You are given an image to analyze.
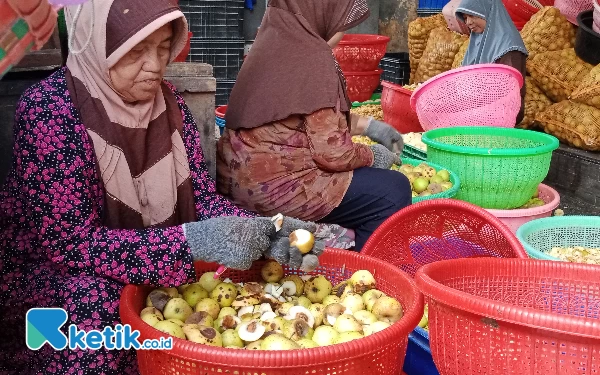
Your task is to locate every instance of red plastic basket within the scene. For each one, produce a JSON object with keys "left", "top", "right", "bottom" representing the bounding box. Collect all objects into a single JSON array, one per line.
[
  {"left": 361, "top": 199, "right": 528, "bottom": 278},
  {"left": 119, "top": 248, "right": 424, "bottom": 375},
  {"left": 415, "top": 258, "right": 600, "bottom": 375},
  {"left": 215, "top": 105, "right": 227, "bottom": 119},
  {"left": 345, "top": 70, "right": 383, "bottom": 103},
  {"left": 381, "top": 81, "right": 424, "bottom": 133},
  {"left": 502, "top": 0, "right": 543, "bottom": 22},
  {"left": 333, "top": 34, "right": 391, "bottom": 71}
]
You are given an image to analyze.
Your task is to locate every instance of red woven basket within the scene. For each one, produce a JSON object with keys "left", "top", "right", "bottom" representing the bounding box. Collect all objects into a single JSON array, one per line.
[
  {"left": 416, "top": 258, "right": 600, "bottom": 374},
  {"left": 333, "top": 34, "right": 391, "bottom": 71},
  {"left": 381, "top": 81, "right": 424, "bottom": 133},
  {"left": 361, "top": 199, "right": 528, "bottom": 278},
  {"left": 345, "top": 70, "right": 383, "bottom": 103},
  {"left": 120, "top": 249, "right": 424, "bottom": 375}
]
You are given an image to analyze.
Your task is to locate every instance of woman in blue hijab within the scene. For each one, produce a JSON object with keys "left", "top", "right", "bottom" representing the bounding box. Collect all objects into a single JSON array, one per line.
[{"left": 456, "top": 0, "right": 529, "bottom": 124}]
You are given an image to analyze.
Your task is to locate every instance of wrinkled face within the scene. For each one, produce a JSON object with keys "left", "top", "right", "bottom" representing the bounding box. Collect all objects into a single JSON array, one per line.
[
  {"left": 109, "top": 23, "right": 173, "bottom": 102},
  {"left": 328, "top": 32, "right": 345, "bottom": 48},
  {"left": 463, "top": 14, "right": 487, "bottom": 34}
]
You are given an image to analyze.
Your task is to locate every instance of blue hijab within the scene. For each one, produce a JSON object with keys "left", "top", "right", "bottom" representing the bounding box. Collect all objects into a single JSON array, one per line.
[{"left": 456, "top": 0, "right": 528, "bottom": 65}]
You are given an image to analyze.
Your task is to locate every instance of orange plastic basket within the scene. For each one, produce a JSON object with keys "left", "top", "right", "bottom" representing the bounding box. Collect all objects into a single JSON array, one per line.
[
  {"left": 361, "top": 199, "right": 528, "bottom": 278},
  {"left": 120, "top": 249, "right": 424, "bottom": 375},
  {"left": 416, "top": 258, "right": 600, "bottom": 375}
]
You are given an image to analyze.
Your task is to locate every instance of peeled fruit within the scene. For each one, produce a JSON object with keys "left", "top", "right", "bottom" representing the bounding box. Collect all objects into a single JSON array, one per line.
[
  {"left": 353, "top": 310, "right": 378, "bottom": 326},
  {"left": 413, "top": 177, "right": 430, "bottom": 194},
  {"left": 289, "top": 229, "right": 315, "bottom": 254},
  {"left": 260, "top": 333, "right": 301, "bottom": 350},
  {"left": 245, "top": 340, "right": 263, "bottom": 350},
  {"left": 312, "top": 326, "right": 339, "bottom": 347},
  {"left": 239, "top": 282, "right": 263, "bottom": 297},
  {"left": 427, "top": 183, "right": 443, "bottom": 195},
  {"left": 277, "top": 302, "right": 294, "bottom": 316},
  {"left": 184, "top": 325, "right": 223, "bottom": 346},
  {"left": 154, "top": 320, "right": 186, "bottom": 340},
  {"left": 218, "top": 307, "right": 237, "bottom": 319},
  {"left": 283, "top": 319, "right": 314, "bottom": 341},
  {"left": 296, "top": 339, "right": 319, "bottom": 349},
  {"left": 349, "top": 270, "right": 377, "bottom": 294},
  {"left": 182, "top": 284, "right": 209, "bottom": 308},
  {"left": 323, "top": 303, "right": 346, "bottom": 326},
  {"left": 199, "top": 272, "right": 221, "bottom": 293},
  {"left": 163, "top": 298, "right": 193, "bottom": 322},
  {"left": 304, "top": 276, "right": 332, "bottom": 303},
  {"left": 210, "top": 282, "right": 238, "bottom": 308},
  {"left": 195, "top": 298, "right": 220, "bottom": 319},
  {"left": 333, "top": 314, "right": 363, "bottom": 334},
  {"left": 279, "top": 281, "right": 298, "bottom": 297},
  {"left": 322, "top": 295, "right": 341, "bottom": 306},
  {"left": 308, "top": 304, "right": 325, "bottom": 327},
  {"left": 363, "top": 321, "right": 391, "bottom": 336},
  {"left": 232, "top": 294, "right": 261, "bottom": 308},
  {"left": 372, "top": 296, "right": 404, "bottom": 324},
  {"left": 146, "top": 289, "right": 171, "bottom": 311},
  {"left": 334, "top": 331, "right": 364, "bottom": 344},
  {"left": 261, "top": 260, "right": 284, "bottom": 283},
  {"left": 281, "top": 276, "right": 304, "bottom": 297},
  {"left": 341, "top": 294, "right": 365, "bottom": 313},
  {"left": 237, "top": 320, "right": 268, "bottom": 344},
  {"left": 185, "top": 311, "right": 214, "bottom": 327},
  {"left": 285, "top": 306, "right": 315, "bottom": 328},
  {"left": 262, "top": 316, "right": 285, "bottom": 332},
  {"left": 214, "top": 315, "right": 241, "bottom": 333},
  {"left": 362, "top": 289, "right": 385, "bottom": 312}
]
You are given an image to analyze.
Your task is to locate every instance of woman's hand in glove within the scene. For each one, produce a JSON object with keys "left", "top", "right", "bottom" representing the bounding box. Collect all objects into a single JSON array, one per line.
[
  {"left": 363, "top": 117, "right": 404, "bottom": 154},
  {"left": 370, "top": 144, "right": 401, "bottom": 169}
]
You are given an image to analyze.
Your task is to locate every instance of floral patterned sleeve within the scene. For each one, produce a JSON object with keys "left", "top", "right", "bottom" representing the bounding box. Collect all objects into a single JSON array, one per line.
[{"left": 304, "top": 108, "right": 374, "bottom": 172}]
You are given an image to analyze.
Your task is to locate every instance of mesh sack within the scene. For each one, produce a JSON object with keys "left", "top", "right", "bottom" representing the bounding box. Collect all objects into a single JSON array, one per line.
[
  {"left": 452, "top": 38, "right": 470, "bottom": 69},
  {"left": 571, "top": 64, "right": 600, "bottom": 109},
  {"left": 535, "top": 100, "right": 600, "bottom": 151},
  {"left": 518, "top": 77, "right": 554, "bottom": 129},
  {"left": 413, "top": 27, "right": 468, "bottom": 84},
  {"left": 520, "top": 7, "right": 576, "bottom": 60},
  {"left": 408, "top": 14, "right": 446, "bottom": 84},
  {"left": 526, "top": 48, "right": 593, "bottom": 103}
]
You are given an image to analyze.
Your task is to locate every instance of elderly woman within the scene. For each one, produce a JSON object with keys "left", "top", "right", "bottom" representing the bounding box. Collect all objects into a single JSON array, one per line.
[
  {"left": 456, "top": 0, "right": 529, "bottom": 123},
  {"left": 217, "top": 0, "right": 412, "bottom": 252},
  {"left": 0, "top": 0, "right": 327, "bottom": 373}
]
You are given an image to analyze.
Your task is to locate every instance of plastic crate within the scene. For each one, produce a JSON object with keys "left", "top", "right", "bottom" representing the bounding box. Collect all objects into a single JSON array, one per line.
[
  {"left": 418, "top": 0, "right": 451, "bottom": 9},
  {"left": 215, "top": 80, "right": 235, "bottom": 106},
  {"left": 403, "top": 327, "right": 439, "bottom": 375},
  {"left": 379, "top": 53, "right": 411, "bottom": 86},
  {"left": 188, "top": 38, "right": 244, "bottom": 80},
  {"left": 417, "top": 8, "right": 443, "bottom": 17},
  {"left": 179, "top": 0, "right": 244, "bottom": 39}
]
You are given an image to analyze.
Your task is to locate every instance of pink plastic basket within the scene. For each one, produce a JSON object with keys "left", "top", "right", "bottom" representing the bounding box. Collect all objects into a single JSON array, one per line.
[
  {"left": 410, "top": 64, "right": 524, "bottom": 131},
  {"left": 485, "top": 183, "right": 561, "bottom": 234},
  {"left": 594, "top": 0, "right": 600, "bottom": 33},
  {"left": 556, "top": 0, "right": 595, "bottom": 24}
]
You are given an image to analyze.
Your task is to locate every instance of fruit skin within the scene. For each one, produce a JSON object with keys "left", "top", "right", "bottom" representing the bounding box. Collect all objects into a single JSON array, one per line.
[
  {"left": 154, "top": 320, "right": 186, "bottom": 340},
  {"left": 210, "top": 282, "right": 238, "bottom": 308},
  {"left": 296, "top": 296, "right": 312, "bottom": 309},
  {"left": 281, "top": 276, "right": 304, "bottom": 297},
  {"left": 418, "top": 304, "right": 429, "bottom": 328},
  {"left": 214, "top": 315, "right": 241, "bottom": 333},
  {"left": 141, "top": 307, "right": 163, "bottom": 320},
  {"left": 260, "top": 334, "right": 301, "bottom": 350},
  {"left": 362, "top": 289, "right": 385, "bottom": 312},
  {"left": 341, "top": 294, "right": 365, "bottom": 313},
  {"left": 218, "top": 307, "right": 237, "bottom": 319},
  {"left": 322, "top": 295, "right": 341, "bottom": 306},
  {"left": 282, "top": 319, "right": 314, "bottom": 341},
  {"left": 312, "top": 326, "right": 339, "bottom": 346},
  {"left": 440, "top": 182, "right": 453, "bottom": 192},
  {"left": 245, "top": 340, "right": 263, "bottom": 350},
  {"left": 289, "top": 229, "right": 315, "bottom": 254},
  {"left": 333, "top": 314, "right": 363, "bottom": 334},
  {"left": 364, "top": 321, "right": 391, "bottom": 336},
  {"left": 185, "top": 311, "right": 214, "bottom": 327},
  {"left": 349, "top": 270, "right": 377, "bottom": 294},
  {"left": 304, "top": 276, "right": 332, "bottom": 303},
  {"left": 353, "top": 310, "right": 378, "bottom": 326},
  {"left": 334, "top": 331, "right": 364, "bottom": 344},
  {"left": 141, "top": 313, "right": 163, "bottom": 327},
  {"left": 437, "top": 170, "right": 451, "bottom": 182},
  {"left": 195, "top": 298, "right": 221, "bottom": 319},
  {"left": 296, "top": 339, "right": 320, "bottom": 348},
  {"left": 371, "top": 296, "right": 404, "bottom": 324},
  {"left": 146, "top": 289, "right": 171, "bottom": 311},
  {"left": 183, "top": 325, "right": 223, "bottom": 347},
  {"left": 159, "top": 287, "right": 180, "bottom": 298},
  {"left": 165, "top": 318, "right": 185, "bottom": 328},
  {"left": 323, "top": 303, "right": 345, "bottom": 326},
  {"left": 261, "top": 260, "right": 285, "bottom": 283},
  {"left": 222, "top": 329, "right": 244, "bottom": 348},
  {"left": 308, "top": 304, "right": 325, "bottom": 327},
  {"left": 198, "top": 272, "right": 221, "bottom": 293},
  {"left": 182, "top": 284, "right": 209, "bottom": 308},
  {"left": 163, "top": 298, "right": 193, "bottom": 322},
  {"left": 413, "top": 177, "right": 430, "bottom": 194}
]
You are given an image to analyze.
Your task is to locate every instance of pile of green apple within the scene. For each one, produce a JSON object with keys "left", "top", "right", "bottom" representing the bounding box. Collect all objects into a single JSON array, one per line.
[
  {"left": 140, "top": 261, "right": 403, "bottom": 350},
  {"left": 391, "top": 162, "right": 453, "bottom": 198}
]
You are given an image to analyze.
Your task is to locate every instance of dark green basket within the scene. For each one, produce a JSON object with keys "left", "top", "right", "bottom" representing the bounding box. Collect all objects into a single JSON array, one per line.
[{"left": 351, "top": 94, "right": 381, "bottom": 108}]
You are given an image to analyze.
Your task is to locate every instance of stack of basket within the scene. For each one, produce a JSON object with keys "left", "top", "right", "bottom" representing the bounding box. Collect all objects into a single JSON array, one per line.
[{"left": 179, "top": 0, "right": 245, "bottom": 106}]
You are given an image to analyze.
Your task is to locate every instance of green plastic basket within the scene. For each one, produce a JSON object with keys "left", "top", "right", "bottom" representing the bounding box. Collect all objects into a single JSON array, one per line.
[
  {"left": 516, "top": 216, "right": 600, "bottom": 261},
  {"left": 422, "top": 127, "right": 559, "bottom": 209},
  {"left": 397, "top": 157, "right": 461, "bottom": 203},
  {"left": 351, "top": 94, "right": 381, "bottom": 108}
]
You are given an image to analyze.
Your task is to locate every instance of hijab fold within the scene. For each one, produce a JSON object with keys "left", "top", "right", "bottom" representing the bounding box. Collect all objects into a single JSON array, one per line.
[
  {"left": 225, "top": 0, "right": 370, "bottom": 131},
  {"left": 456, "top": 0, "right": 528, "bottom": 66},
  {"left": 65, "top": 0, "right": 197, "bottom": 230}
]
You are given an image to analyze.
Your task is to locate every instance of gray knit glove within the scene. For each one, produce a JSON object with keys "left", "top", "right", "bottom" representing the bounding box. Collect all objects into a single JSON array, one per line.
[
  {"left": 363, "top": 118, "right": 404, "bottom": 154},
  {"left": 370, "top": 144, "right": 401, "bottom": 169}
]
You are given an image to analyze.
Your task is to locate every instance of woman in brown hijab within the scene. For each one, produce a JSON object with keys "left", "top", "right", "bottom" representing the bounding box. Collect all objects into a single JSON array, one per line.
[{"left": 218, "top": 0, "right": 412, "bottom": 251}]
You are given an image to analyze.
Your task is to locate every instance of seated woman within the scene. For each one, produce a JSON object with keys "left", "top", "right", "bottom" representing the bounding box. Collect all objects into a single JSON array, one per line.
[
  {"left": 217, "top": 0, "right": 412, "bottom": 252},
  {"left": 0, "top": 1, "right": 327, "bottom": 373},
  {"left": 456, "top": 0, "right": 529, "bottom": 124}
]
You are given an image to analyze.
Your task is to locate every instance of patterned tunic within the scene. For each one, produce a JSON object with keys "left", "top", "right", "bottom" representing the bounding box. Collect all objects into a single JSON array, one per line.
[
  {"left": 217, "top": 108, "right": 374, "bottom": 221},
  {"left": 0, "top": 68, "right": 253, "bottom": 374}
]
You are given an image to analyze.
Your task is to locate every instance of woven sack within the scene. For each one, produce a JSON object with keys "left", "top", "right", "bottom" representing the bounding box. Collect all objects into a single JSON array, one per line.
[
  {"left": 413, "top": 27, "right": 467, "bottom": 83},
  {"left": 408, "top": 14, "right": 446, "bottom": 84},
  {"left": 519, "top": 77, "right": 554, "bottom": 129},
  {"left": 520, "top": 7, "right": 576, "bottom": 59},
  {"left": 526, "top": 48, "right": 593, "bottom": 103},
  {"left": 571, "top": 64, "right": 600, "bottom": 109},
  {"left": 452, "top": 38, "right": 470, "bottom": 69},
  {"left": 536, "top": 100, "right": 600, "bottom": 151}
]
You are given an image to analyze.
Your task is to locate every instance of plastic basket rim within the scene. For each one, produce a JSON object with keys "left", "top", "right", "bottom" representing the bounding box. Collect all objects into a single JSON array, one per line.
[
  {"left": 516, "top": 215, "right": 600, "bottom": 261},
  {"left": 215, "top": 105, "right": 227, "bottom": 118},
  {"left": 578, "top": 9, "right": 600, "bottom": 38},
  {"left": 410, "top": 63, "right": 525, "bottom": 111},
  {"left": 344, "top": 69, "right": 384, "bottom": 76},
  {"left": 119, "top": 248, "right": 425, "bottom": 365},
  {"left": 338, "top": 34, "right": 391, "bottom": 45},
  {"left": 399, "top": 157, "right": 461, "bottom": 203},
  {"left": 485, "top": 183, "right": 560, "bottom": 218},
  {"left": 421, "top": 127, "right": 560, "bottom": 156},
  {"left": 415, "top": 257, "right": 600, "bottom": 339},
  {"left": 381, "top": 80, "right": 414, "bottom": 95},
  {"left": 351, "top": 93, "right": 382, "bottom": 107}
]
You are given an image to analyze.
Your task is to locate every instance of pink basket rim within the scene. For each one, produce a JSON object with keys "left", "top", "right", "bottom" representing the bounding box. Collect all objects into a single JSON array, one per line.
[
  {"left": 410, "top": 64, "right": 525, "bottom": 111},
  {"left": 485, "top": 183, "right": 560, "bottom": 218},
  {"left": 343, "top": 69, "right": 383, "bottom": 76},
  {"left": 338, "top": 34, "right": 391, "bottom": 45}
]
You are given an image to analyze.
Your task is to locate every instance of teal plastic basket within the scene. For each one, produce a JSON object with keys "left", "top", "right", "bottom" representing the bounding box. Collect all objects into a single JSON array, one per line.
[
  {"left": 402, "top": 145, "right": 427, "bottom": 161},
  {"left": 516, "top": 216, "right": 600, "bottom": 261},
  {"left": 398, "top": 157, "right": 461, "bottom": 203}
]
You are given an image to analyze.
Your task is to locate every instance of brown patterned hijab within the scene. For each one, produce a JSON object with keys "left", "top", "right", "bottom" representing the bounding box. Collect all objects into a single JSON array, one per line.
[
  {"left": 64, "top": 0, "right": 197, "bottom": 230},
  {"left": 225, "top": 0, "right": 370, "bottom": 130}
]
